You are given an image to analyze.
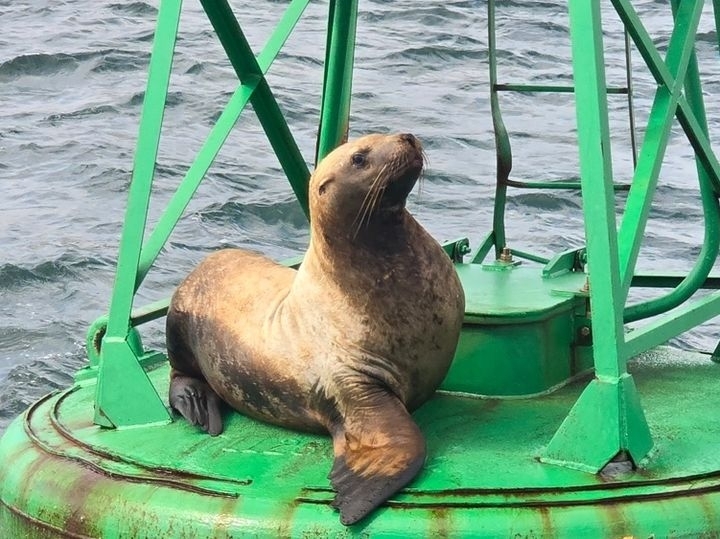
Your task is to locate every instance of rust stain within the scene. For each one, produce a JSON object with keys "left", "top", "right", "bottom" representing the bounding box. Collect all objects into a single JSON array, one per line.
[
  {"left": 126, "top": 486, "right": 163, "bottom": 539},
  {"left": 430, "top": 507, "right": 451, "bottom": 538},
  {"left": 276, "top": 487, "right": 304, "bottom": 539},
  {"left": 537, "top": 506, "right": 554, "bottom": 538},
  {"left": 60, "top": 463, "right": 103, "bottom": 537},
  {"left": 211, "top": 494, "right": 243, "bottom": 538},
  {"left": 696, "top": 494, "right": 720, "bottom": 531},
  {"left": 1, "top": 498, "right": 94, "bottom": 539},
  {"left": 600, "top": 502, "right": 630, "bottom": 539},
  {"left": 16, "top": 452, "right": 52, "bottom": 511}
]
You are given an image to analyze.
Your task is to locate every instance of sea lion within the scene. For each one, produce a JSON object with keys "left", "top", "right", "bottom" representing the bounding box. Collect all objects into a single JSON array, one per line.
[{"left": 166, "top": 132, "right": 465, "bottom": 525}]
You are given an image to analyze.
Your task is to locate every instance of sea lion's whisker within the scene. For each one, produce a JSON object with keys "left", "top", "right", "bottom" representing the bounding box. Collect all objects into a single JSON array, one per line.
[
  {"left": 366, "top": 181, "right": 388, "bottom": 225},
  {"left": 352, "top": 165, "right": 386, "bottom": 229},
  {"left": 363, "top": 169, "right": 391, "bottom": 229},
  {"left": 352, "top": 183, "right": 379, "bottom": 238},
  {"left": 353, "top": 185, "right": 381, "bottom": 239},
  {"left": 352, "top": 164, "right": 388, "bottom": 238}
]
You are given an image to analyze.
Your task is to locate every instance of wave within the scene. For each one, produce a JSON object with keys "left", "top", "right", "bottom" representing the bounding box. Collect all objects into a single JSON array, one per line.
[
  {"left": 508, "top": 192, "right": 582, "bottom": 211},
  {"left": 0, "top": 350, "right": 85, "bottom": 432},
  {"left": 44, "top": 105, "right": 119, "bottom": 123},
  {"left": 108, "top": 2, "right": 157, "bottom": 16},
  {"left": 0, "top": 51, "right": 103, "bottom": 78},
  {"left": 384, "top": 45, "right": 488, "bottom": 64},
  {"left": 198, "top": 198, "right": 308, "bottom": 230},
  {"left": 91, "top": 49, "right": 150, "bottom": 73},
  {"left": 0, "top": 255, "right": 113, "bottom": 289}
]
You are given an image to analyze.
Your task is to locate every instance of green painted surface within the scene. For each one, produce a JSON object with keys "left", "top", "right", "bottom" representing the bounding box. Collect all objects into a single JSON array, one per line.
[
  {"left": 444, "top": 264, "right": 591, "bottom": 396},
  {"left": 456, "top": 264, "right": 585, "bottom": 320},
  {"left": 3, "top": 349, "right": 720, "bottom": 536}
]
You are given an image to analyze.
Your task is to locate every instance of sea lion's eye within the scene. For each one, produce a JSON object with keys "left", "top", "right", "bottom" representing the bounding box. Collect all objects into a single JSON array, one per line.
[{"left": 351, "top": 152, "right": 366, "bottom": 168}]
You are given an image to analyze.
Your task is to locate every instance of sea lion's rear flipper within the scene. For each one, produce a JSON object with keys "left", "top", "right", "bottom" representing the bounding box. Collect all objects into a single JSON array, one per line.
[
  {"left": 328, "top": 393, "right": 426, "bottom": 526},
  {"left": 169, "top": 372, "right": 223, "bottom": 436}
]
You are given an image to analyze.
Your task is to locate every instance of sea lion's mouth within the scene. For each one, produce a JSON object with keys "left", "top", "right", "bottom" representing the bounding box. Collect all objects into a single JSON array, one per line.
[
  {"left": 382, "top": 166, "right": 420, "bottom": 206},
  {"left": 382, "top": 143, "right": 424, "bottom": 207}
]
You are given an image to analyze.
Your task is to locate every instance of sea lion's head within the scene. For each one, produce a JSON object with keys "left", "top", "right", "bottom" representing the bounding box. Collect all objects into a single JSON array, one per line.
[{"left": 309, "top": 133, "right": 424, "bottom": 241}]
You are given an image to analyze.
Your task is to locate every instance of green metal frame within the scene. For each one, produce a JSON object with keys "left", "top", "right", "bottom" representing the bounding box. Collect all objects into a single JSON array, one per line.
[
  {"left": 88, "top": 0, "right": 720, "bottom": 479},
  {"left": 547, "top": 0, "right": 720, "bottom": 471},
  {"left": 542, "top": 0, "right": 653, "bottom": 470},
  {"left": 92, "top": 0, "right": 359, "bottom": 428},
  {"left": 484, "top": 0, "right": 720, "bottom": 471}
]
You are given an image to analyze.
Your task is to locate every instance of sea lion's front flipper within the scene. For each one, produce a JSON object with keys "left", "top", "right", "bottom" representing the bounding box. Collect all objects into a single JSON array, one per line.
[
  {"left": 169, "top": 372, "right": 223, "bottom": 436},
  {"left": 328, "top": 393, "right": 426, "bottom": 526}
]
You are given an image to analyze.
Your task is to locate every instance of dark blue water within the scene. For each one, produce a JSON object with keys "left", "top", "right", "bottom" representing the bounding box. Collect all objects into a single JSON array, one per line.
[{"left": 1, "top": 0, "right": 719, "bottom": 433}]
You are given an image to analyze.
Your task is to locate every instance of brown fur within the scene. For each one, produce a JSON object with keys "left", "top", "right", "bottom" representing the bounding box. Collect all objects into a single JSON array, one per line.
[{"left": 166, "top": 133, "right": 465, "bottom": 525}]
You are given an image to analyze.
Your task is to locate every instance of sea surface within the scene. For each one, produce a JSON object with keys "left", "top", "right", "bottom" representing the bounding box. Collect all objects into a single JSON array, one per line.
[{"left": 1, "top": 0, "right": 719, "bottom": 434}]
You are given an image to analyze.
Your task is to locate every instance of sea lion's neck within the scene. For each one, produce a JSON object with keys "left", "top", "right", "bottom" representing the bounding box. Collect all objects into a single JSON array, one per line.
[{"left": 309, "top": 209, "right": 413, "bottom": 267}]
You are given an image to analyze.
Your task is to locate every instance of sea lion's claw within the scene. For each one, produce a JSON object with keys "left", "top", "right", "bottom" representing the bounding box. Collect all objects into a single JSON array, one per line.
[
  {"left": 169, "top": 375, "right": 224, "bottom": 436},
  {"left": 329, "top": 397, "right": 426, "bottom": 526}
]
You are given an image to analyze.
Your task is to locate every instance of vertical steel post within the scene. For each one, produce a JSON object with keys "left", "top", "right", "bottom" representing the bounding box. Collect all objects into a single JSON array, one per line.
[
  {"left": 542, "top": 0, "right": 651, "bottom": 472},
  {"left": 95, "top": 0, "right": 183, "bottom": 427},
  {"left": 315, "top": 0, "right": 359, "bottom": 165}
]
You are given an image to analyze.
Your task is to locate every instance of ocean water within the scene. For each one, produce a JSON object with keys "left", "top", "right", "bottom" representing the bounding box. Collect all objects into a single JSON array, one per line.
[{"left": 1, "top": 0, "right": 719, "bottom": 433}]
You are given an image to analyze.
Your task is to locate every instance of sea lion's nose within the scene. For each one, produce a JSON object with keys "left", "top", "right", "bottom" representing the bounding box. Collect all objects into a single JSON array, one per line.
[{"left": 400, "top": 133, "right": 417, "bottom": 147}]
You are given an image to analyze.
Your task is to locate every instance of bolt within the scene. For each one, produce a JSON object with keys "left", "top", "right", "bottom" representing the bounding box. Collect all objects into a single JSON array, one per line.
[
  {"left": 580, "top": 326, "right": 591, "bottom": 337},
  {"left": 499, "top": 246, "right": 513, "bottom": 263}
]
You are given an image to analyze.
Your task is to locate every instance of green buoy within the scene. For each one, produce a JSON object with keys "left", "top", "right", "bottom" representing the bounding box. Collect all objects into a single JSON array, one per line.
[{"left": 2, "top": 0, "right": 720, "bottom": 536}]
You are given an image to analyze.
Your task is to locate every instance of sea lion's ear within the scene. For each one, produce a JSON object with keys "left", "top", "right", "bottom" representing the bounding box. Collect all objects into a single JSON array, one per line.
[
  {"left": 328, "top": 393, "right": 426, "bottom": 526},
  {"left": 318, "top": 176, "right": 335, "bottom": 196}
]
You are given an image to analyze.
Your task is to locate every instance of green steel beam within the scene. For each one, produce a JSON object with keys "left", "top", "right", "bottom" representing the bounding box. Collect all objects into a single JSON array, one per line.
[
  {"left": 567, "top": 0, "right": 625, "bottom": 378},
  {"left": 495, "top": 84, "right": 628, "bottom": 94},
  {"left": 612, "top": 0, "right": 720, "bottom": 195},
  {"left": 105, "top": 0, "right": 181, "bottom": 341},
  {"left": 509, "top": 249, "right": 550, "bottom": 265},
  {"left": 199, "top": 0, "right": 311, "bottom": 216},
  {"left": 624, "top": 289, "right": 720, "bottom": 358},
  {"left": 470, "top": 231, "right": 495, "bottom": 264},
  {"left": 315, "top": 0, "right": 359, "bottom": 164},
  {"left": 96, "top": 0, "right": 184, "bottom": 427},
  {"left": 135, "top": 0, "right": 311, "bottom": 289},
  {"left": 624, "top": 3, "right": 720, "bottom": 323},
  {"left": 616, "top": 0, "right": 705, "bottom": 299},
  {"left": 624, "top": 29, "right": 639, "bottom": 167},
  {"left": 505, "top": 178, "right": 630, "bottom": 190},
  {"left": 542, "top": 0, "right": 652, "bottom": 472}
]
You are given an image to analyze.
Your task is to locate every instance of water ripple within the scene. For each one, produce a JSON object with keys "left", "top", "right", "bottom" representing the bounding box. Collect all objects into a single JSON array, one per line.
[{"left": 0, "top": 51, "right": 100, "bottom": 78}]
